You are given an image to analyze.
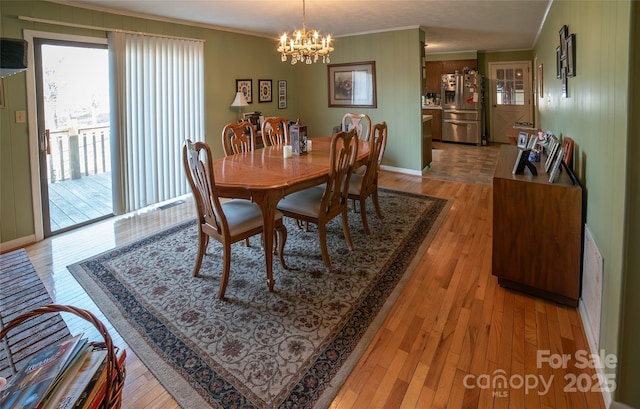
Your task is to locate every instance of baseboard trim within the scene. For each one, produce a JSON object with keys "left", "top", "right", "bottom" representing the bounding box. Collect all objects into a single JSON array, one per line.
[
  {"left": 578, "top": 302, "right": 613, "bottom": 408},
  {"left": 0, "top": 234, "right": 36, "bottom": 254},
  {"left": 380, "top": 164, "right": 422, "bottom": 176}
]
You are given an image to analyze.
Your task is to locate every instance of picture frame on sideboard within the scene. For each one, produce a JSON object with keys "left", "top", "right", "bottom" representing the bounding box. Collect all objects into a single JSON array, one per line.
[
  {"left": 549, "top": 147, "right": 565, "bottom": 183},
  {"left": 544, "top": 137, "right": 560, "bottom": 173}
]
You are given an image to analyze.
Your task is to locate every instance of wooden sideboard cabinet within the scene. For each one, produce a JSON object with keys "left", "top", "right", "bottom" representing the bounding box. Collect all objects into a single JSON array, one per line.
[{"left": 492, "top": 145, "right": 583, "bottom": 306}]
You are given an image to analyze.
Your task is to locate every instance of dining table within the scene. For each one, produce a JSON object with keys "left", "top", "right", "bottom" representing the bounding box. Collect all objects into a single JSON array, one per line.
[{"left": 211, "top": 136, "right": 371, "bottom": 293}]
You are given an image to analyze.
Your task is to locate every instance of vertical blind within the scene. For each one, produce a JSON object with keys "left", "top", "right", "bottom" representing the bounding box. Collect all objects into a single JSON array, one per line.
[{"left": 109, "top": 32, "right": 204, "bottom": 214}]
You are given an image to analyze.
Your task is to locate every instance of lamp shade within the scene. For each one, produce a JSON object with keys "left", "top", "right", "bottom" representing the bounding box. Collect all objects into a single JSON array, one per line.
[{"left": 230, "top": 91, "right": 249, "bottom": 107}]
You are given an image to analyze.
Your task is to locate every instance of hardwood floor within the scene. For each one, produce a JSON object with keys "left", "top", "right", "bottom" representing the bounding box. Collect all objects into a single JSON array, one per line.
[{"left": 16, "top": 142, "right": 604, "bottom": 409}]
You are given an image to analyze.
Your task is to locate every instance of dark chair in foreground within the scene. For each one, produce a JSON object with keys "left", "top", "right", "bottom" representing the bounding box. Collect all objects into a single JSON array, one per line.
[
  {"left": 222, "top": 121, "right": 257, "bottom": 156},
  {"left": 348, "top": 122, "right": 388, "bottom": 235},
  {"left": 261, "top": 116, "right": 289, "bottom": 146},
  {"left": 183, "top": 139, "right": 287, "bottom": 299},
  {"left": 277, "top": 129, "right": 358, "bottom": 271}
]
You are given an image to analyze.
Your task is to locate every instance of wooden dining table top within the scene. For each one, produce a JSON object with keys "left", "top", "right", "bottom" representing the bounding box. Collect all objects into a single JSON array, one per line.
[{"left": 211, "top": 136, "right": 370, "bottom": 194}]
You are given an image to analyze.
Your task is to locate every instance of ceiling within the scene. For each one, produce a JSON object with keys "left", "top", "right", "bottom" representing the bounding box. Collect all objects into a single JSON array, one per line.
[{"left": 55, "top": 0, "right": 551, "bottom": 53}]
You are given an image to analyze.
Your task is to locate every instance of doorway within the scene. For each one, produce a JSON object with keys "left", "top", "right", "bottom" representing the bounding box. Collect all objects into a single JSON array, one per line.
[
  {"left": 488, "top": 61, "right": 533, "bottom": 144},
  {"left": 33, "top": 38, "right": 112, "bottom": 236}
]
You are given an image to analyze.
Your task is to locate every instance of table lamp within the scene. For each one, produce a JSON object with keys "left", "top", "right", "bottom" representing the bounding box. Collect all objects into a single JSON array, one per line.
[{"left": 230, "top": 91, "right": 249, "bottom": 120}]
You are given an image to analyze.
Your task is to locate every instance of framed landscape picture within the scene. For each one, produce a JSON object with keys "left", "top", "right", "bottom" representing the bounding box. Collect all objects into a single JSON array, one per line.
[
  {"left": 328, "top": 61, "right": 377, "bottom": 108},
  {"left": 236, "top": 79, "right": 252, "bottom": 103},
  {"left": 258, "top": 79, "right": 272, "bottom": 103}
]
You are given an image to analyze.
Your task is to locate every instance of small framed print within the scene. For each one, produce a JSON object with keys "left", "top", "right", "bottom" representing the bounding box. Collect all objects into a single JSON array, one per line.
[
  {"left": 517, "top": 131, "right": 528, "bottom": 148},
  {"left": 556, "top": 46, "right": 562, "bottom": 79},
  {"left": 566, "top": 33, "right": 576, "bottom": 77},
  {"left": 236, "top": 79, "right": 252, "bottom": 104},
  {"left": 526, "top": 134, "right": 538, "bottom": 150},
  {"left": 258, "top": 79, "right": 272, "bottom": 103},
  {"left": 278, "top": 80, "right": 287, "bottom": 109},
  {"left": 544, "top": 137, "right": 560, "bottom": 173},
  {"left": 548, "top": 147, "right": 565, "bottom": 183},
  {"left": 559, "top": 25, "right": 568, "bottom": 59}
]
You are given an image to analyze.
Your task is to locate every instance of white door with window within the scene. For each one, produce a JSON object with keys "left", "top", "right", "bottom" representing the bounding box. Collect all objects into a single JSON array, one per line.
[{"left": 489, "top": 61, "right": 532, "bottom": 144}]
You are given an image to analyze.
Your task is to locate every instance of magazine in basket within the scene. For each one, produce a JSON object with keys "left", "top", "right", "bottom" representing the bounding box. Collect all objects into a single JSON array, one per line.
[{"left": 0, "top": 334, "right": 86, "bottom": 408}]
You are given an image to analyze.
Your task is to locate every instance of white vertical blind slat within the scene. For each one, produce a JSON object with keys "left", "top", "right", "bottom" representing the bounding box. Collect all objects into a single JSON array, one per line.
[{"left": 109, "top": 32, "right": 204, "bottom": 213}]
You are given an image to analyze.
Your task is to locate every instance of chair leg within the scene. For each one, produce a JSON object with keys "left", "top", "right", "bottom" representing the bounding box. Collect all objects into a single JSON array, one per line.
[
  {"left": 275, "top": 224, "right": 288, "bottom": 269},
  {"left": 218, "top": 242, "right": 232, "bottom": 300},
  {"left": 318, "top": 224, "right": 332, "bottom": 271},
  {"left": 372, "top": 189, "right": 384, "bottom": 219},
  {"left": 359, "top": 197, "right": 371, "bottom": 235},
  {"left": 341, "top": 209, "right": 355, "bottom": 251},
  {"left": 192, "top": 229, "right": 207, "bottom": 277}
]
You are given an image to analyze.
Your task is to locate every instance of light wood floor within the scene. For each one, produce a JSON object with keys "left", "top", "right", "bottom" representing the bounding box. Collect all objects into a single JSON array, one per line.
[{"left": 16, "top": 142, "right": 605, "bottom": 408}]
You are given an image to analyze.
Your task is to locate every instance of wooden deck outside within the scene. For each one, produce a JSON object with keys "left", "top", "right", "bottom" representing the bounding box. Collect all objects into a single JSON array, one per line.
[{"left": 48, "top": 172, "right": 113, "bottom": 232}]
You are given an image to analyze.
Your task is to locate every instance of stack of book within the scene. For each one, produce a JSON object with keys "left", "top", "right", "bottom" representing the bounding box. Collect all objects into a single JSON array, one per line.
[{"left": 0, "top": 334, "right": 125, "bottom": 409}]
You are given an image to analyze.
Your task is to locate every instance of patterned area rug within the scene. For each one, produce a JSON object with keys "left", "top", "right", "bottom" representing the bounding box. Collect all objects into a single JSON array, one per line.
[
  {"left": 1, "top": 249, "right": 71, "bottom": 381},
  {"left": 68, "top": 189, "right": 450, "bottom": 408}
]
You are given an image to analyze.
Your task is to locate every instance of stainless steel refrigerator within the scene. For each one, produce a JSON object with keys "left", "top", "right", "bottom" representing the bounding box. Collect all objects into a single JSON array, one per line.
[{"left": 440, "top": 73, "right": 483, "bottom": 144}]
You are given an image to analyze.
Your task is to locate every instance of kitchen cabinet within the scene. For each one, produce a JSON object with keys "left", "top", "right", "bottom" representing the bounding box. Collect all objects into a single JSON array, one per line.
[
  {"left": 492, "top": 145, "right": 583, "bottom": 306},
  {"left": 422, "top": 108, "right": 442, "bottom": 141},
  {"left": 424, "top": 61, "right": 443, "bottom": 94},
  {"left": 422, "top": 115, "right": 433, "bottom": 169},
  {"left": 423, "top": 59, "right": 478, "bottom": 94}
]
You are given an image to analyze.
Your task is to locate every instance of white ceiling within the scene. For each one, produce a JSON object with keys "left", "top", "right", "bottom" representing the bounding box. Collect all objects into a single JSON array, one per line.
[{"left": 54, "top": 0, "right": 551, "bottom": 53}]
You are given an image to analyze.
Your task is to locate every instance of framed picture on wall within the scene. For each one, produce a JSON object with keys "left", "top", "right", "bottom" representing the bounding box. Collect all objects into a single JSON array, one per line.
[
  {"left": 278, "top": 80, "right": 287, "bottom": 109},
  {"left": 327, "top": 61, "right": 377, "bottom": 108},
  {"left": 566, "top": 33, "right": 576, "bottom": 77},
  {"left": 258, "top": 79, "right": 272, "bottom": 103},
  {"left": 559, "top": 25, "right": 568, "bottom": 59},
  {"left": 556, "top": 46, "right": 562, "bottom": 79},
  {"left": 236, "top": 79, "right": 252, "bottom": 104}
]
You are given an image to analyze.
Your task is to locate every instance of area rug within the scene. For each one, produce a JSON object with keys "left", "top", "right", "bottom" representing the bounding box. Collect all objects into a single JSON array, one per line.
[
  {"left": 1, "top": 249, "right": 71, "bottom": 381},
  {"left": 68, "top": 188, "right": 450, "bottom": 408}
]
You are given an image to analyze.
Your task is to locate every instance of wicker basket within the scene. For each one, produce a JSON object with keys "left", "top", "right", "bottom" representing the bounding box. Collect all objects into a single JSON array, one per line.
[{"left": 0, "top": 304, "right": 125, "bottom": 409}]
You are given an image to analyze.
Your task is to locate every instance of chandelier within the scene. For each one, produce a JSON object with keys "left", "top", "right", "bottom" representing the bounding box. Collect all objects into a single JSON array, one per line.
[{"left": 277, "top": 0, "right": 333, "bottom": 65}]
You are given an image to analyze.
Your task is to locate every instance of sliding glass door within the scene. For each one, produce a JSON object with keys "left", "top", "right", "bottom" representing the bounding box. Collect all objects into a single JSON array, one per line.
[{"left": 34, "top": 39, "right": 113, "bottom": 236}]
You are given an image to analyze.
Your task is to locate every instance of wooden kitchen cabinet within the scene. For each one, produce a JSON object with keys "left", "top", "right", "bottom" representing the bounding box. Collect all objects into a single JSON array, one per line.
[
  {"left": 441, "top": 59, "right": 477, "bottom": 75},
  {"left": 492, "top": 145, "right": 583, "bottom": 306},
  {"left": 423, "top": 59, "right": 478, "bottom": 94},
  {"left": 422, "top": 108, "right": 442, "bottom": 141},
  {"left": 424, "top": 61, "right": 443, "bottom": 93}
]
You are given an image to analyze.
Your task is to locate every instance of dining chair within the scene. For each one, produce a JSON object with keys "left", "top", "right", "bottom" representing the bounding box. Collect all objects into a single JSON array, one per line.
[
  {"left": 341, "top": 113, "right": 372, "bottom": 142},
  {"left": 222, "top": 120, "right": 257, "bottom": 156},
  {"left": 342, "top": 113, "right": 371, "bottom": 175},
  {"left": 277, "top": 129, "right": 359, "bottom": 271},
  {"left": 348, "top": 122, "right": 388, "bottom": 235},
  {"left": 183, "top": 139, "right": 287, "bottom": 300},
  {"left": 261, "top": 116, "right": 289, "bottom": 146}
]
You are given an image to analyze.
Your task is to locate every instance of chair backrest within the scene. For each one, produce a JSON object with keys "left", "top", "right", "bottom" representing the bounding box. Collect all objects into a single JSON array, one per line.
[
  {"left": 361, "top": 122, "right": 388, "bottom": 188},
  {"left": 183, "top": 139, "right": 227, "bottom": 235},
  {"left": 222, "top": 121, "right": 256, "bottom": 156},
  {"left": 261, "top": 117, "right": 289, "bottom": 146},
  {"left": 563, "top": 137, "right": 574, "bottom": 168},
  {"left": 341, "top": 113, "right": 372, "bottom": 142},
  {"left": 321, "top": 128, "right": 358, "bottom": 217}
]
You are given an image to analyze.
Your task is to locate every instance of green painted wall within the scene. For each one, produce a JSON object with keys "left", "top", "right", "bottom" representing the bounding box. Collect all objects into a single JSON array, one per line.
[
  {"left": 0, "top": 1, "right": 424, "bottom": 245},
  {"left": 295, "top": 28, "right": 424, "bottom": 171},
  {"left": 619, "top": 2, "right": 640, "bottom": 406},
  {"left": 534, "top": 1, "right": 636, "bottom": 406}
]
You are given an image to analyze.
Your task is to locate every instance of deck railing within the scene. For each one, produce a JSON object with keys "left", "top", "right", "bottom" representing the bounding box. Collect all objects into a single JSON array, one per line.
[{"left": 48, "top": 126, "right": 111, "bottom": 183}]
